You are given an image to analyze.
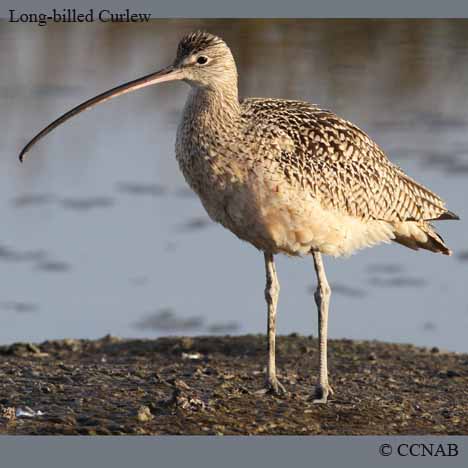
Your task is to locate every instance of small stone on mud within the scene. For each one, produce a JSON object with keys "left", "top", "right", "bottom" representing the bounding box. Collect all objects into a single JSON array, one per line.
[
  {"left": 181, "top": 352, "right": 203, "bottom": 360},
  {"left": 15, "top": 406, "right": 44, "bottom": 418},
  {"left": 171, "top": 379, "right": 190, "bottom": 390},
  {"left": 0, "top": 407, "right": 16, "bottom": 421},
  {"left": 136, "top": 406, "right": 153, "bottom": 422}
]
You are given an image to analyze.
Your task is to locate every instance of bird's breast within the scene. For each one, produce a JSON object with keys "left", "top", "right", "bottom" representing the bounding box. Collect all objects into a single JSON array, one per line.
[
  {"left": 175, "top": 129, "right": 245, "bottom": 220},
  {"left": 175, "top": 133, "right": 313, "bottom": 254}
]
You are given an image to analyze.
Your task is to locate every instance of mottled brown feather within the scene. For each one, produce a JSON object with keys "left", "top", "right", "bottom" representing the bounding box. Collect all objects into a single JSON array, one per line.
[{"left": 241, "top": 98, "right": 456, "bottom": 224}]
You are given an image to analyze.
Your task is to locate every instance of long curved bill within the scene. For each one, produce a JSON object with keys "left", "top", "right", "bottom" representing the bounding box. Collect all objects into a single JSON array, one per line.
[{"left": 19, "top": 66, "right": 183, "bottom": 162}]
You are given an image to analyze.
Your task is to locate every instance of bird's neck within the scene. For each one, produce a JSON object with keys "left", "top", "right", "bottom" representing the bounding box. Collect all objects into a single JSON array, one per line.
[
  {"left": 185, "top": 84, "right": 241, "bottom": 130},
  {"left": 176, "top": 82, "right": 244, "bottom": 198}
]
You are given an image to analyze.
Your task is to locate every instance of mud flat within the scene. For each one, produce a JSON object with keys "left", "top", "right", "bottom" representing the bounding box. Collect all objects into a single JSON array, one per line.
[{"left": 0, "top": 335, "right": 467, "bottom": 435}]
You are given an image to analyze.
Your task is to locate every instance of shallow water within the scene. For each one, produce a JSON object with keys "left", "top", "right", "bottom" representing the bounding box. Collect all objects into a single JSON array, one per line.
[{"left": 1, "top": 20, "right": 467, "bottom": 350}]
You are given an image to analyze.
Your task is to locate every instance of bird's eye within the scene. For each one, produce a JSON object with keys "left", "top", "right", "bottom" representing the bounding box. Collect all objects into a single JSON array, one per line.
[{"left": 196, "top": 56, "right": 209, "bottom": 65}]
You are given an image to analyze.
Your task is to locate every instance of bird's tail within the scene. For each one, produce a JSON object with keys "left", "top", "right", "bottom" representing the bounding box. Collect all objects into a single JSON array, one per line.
[{"left": 392, "top": 220, "right": 453, "bottom": 255}]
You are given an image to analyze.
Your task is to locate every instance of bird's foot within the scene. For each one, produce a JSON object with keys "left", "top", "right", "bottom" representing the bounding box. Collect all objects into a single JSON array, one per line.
[
  {"left": 256, "top": 376, "right": 287, "bottom": 396},
  {"left": 312, "top": 382, "right": 334, "bottom": 404},
  {"left": 266, "top": 376, "right": 287, "bottom": 395}
]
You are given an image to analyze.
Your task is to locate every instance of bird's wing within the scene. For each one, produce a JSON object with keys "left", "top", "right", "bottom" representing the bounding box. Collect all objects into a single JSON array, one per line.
[{"left": 241, "top": 98, "right": 454, "bottom": 222}]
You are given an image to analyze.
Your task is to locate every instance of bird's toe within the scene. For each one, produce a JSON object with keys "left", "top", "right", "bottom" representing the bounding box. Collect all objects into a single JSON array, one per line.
[
  {"left": 312, "top": 383, "right": 334, "bottom": 404},
  {"left": 263, "top": 377, "right": 287, "bottom": 396}
]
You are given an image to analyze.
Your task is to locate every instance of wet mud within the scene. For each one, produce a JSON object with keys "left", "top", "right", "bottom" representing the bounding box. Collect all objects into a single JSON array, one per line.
[{"left": 1, "top": 335, "right": 467, "bottom": 435}]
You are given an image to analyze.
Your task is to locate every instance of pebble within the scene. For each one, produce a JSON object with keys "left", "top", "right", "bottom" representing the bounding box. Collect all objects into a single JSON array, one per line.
[
  {"left": 0, "top": 406, "right": 16, "bottom": 421},
  {"left": 137, "top": 406, "right": 153, "bottom": 422},
  {"left": 173, "top": 379, "right": 190, "bottom": 390},
  {"left": 15, "top": 406, "right": 44, "bottom": 418},
  {"left": 181, "top": 352, "right": 202, "bottom": 360}
]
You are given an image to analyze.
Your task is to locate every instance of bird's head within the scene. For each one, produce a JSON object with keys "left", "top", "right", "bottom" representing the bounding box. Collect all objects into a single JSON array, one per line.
[
  {"left": 18, "top": 31, "right": 236, "bottom": 162},
  {"left": 172, "top": 31, "right": 237, "bottom": 89}
]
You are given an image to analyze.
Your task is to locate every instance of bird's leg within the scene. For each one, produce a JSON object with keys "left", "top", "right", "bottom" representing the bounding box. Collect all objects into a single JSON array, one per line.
[
  {"left": 312, "top": 251, "right": 334, "bottom": 403},
  {"left": 263, "top": 252, "right": 286, "bottom": 395}
]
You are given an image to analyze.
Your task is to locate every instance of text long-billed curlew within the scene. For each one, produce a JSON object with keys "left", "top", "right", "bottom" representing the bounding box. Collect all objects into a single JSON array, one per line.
[{"left": 19, "top": 31, "right": 459, "bottom": 403}]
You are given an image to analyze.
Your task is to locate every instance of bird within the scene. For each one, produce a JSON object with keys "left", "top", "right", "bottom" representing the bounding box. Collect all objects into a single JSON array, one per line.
[{"left": 19, "top": 31, "right": 459, "bottom": 403}]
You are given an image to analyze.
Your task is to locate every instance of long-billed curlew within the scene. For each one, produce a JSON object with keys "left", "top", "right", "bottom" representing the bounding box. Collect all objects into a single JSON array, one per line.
[{"left": 19, "top": 31, "right": 459, "bottom": 403}]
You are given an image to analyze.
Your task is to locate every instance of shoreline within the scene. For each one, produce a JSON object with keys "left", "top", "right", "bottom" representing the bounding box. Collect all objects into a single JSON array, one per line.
[{"left": 1, "top": 334, "right": 467, "bottom": 435}]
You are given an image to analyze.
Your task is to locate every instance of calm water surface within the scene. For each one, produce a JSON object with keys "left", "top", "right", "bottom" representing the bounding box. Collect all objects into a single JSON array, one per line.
[{"left": 1, "top": 20, "right": 467, "bottom": 350}]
